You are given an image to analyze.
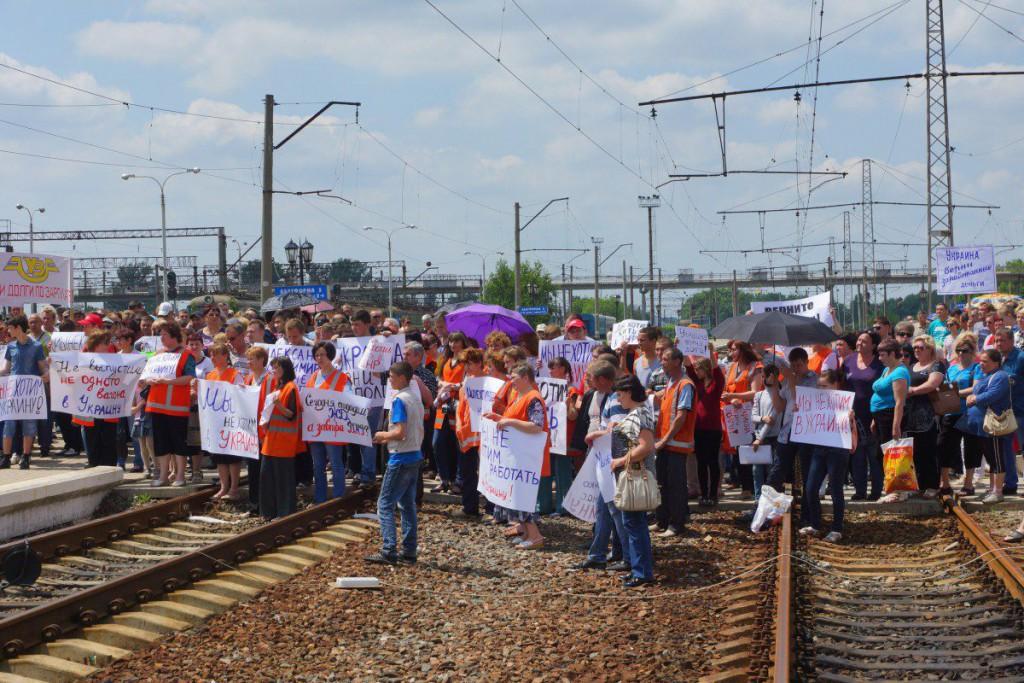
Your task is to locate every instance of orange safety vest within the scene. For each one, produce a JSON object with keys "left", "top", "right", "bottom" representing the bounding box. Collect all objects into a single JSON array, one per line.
[
  {"left": 434, "top": 359, "right": 465, "bottom": 429},
  {"left": 304, "top": 367, "right": 351, "bottom": 446},
  {"left": 503, "top": 387, "right": 551, "bottom": 477},
  {"left": 721, "top": 362, "right": 758, "bottom": 452},
  {"left": 657, "top": 376, "right": 697, "bottom": 454},
  {"left": 808, "top": 347, "right": 831, "bottom": 375},
  {"left": 205, "top": 366, "right": 240, "bottom": 385},
  {"left": 455, "top": 382, "right": 481, "bottom": 453},
  {"left": 492, "top": 379, "right": 517, "bottom": 416},
  {"left": 145, "top": 351, "right": 192, "bottom": 417},
  {"left": 261, "top": 381, "right": 301, "bottom": 458}
]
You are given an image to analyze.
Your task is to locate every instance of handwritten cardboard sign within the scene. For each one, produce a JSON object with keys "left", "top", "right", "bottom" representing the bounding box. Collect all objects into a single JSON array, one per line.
[
  {"left": 357, "top": 335, "right": 403, "bottom": 372},
  {"left": 538, "top": 339, "right": 595, "bottom": 387},
  {"left": 333, "top": 335, "right": 405, "bottom": 408},
  {"left": 300, "top": 386, "right": 373, "bottom": 446},
  {"left": 723, "top": 402, "right": 754, "bottom": 447},
  {"left": 477, "top": 417, "right": 547, "bottom": 512},
  {"left": 936, "top": 245, "right": 996, "bottom": 295},
  {"left": 537, "top": 376, "right": 568, "bottom": 455},
  {"left": 50, "top": 352, "right": 146, "bottom": 419},
  {"left": 790, "top": 386, "right": 855, "bottom": 449},
  {"left": 609, "top": 319, "right": 649, "bottom": 349},
  {"left": 197, "top": 380, "right": 260, "bottom": 459},
  {"left": 463, "top": 375, "right": 505, "bottom": 432},
  {"left": 49, "top": 331, "right": 85, "bottom": 353},
  {"left": 0, "top": 375, "right": 46, "bottom": 421},
  {"left": 676, "top": 326, "right": 710, "bottom": 358}
]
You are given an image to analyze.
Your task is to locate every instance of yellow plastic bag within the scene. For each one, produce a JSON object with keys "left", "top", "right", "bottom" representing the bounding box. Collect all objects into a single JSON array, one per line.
[{"left": 882, "top": 437, "right": 918, "bottom": 493}]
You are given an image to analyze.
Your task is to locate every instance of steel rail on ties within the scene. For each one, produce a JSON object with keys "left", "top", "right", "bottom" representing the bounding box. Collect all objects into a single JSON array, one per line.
[
  {"left": 943, "top": 497, "right": 1024, "bottom": 607},
  {"left": 772, "top": 511, "right": 793, "bottom": 681}
]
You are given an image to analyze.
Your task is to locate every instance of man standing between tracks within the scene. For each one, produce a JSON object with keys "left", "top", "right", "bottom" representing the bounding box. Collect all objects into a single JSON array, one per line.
[{"left": 0, "top": 316, "right": 47, "bottom": 470}]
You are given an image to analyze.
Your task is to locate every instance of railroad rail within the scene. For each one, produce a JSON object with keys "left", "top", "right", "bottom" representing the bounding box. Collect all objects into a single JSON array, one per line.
[{"left": 0, "top": 486, "right": 375, "bottom": 678}]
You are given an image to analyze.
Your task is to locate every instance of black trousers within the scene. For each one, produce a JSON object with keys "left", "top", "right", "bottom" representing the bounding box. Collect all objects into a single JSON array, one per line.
[
  {"left": 248, "top": 456, "right": 262, "bottom": 512},
  {"left": 260, "top": 456, "right": 296, "bottom": 520},
  {"left": 655, "top": 449, "right": 690, "bottom": 531},
  {"left": 461, "top": 447, "right": 480, "bottom": 515},
  {"left": 54, "top": 411, "right": 84, "bottom": 452},
  {"left": 293, "top": 449, "right": 313, "bottom": 486},
  {"left": 85, "top": 421, "right": 118, "bottom": 467},
  {"left": 694, "top": 429, "right": 722, "bottom": 500},
  {"left": 910, "top": 424, "right": 940, "bottom": 491}
]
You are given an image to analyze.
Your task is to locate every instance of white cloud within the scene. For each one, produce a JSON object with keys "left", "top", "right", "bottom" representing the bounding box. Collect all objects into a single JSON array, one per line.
[
  {"left": 76, "top": 21, "right": 203, "bottom": 64},
  {"left": 414, "top": 107, "right": 446, "bottom": 127},
  {"left": 0, "top": 52, "right": 131, "bottom": 105},
  {"left": 478, "top": 154, "right": 523, "bottom": 175}
]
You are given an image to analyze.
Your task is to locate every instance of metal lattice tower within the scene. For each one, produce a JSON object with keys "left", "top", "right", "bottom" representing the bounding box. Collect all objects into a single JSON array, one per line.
[
  {"left": 842, "top": 210, "right": 852, "bottom": 326},
  {"left": 861, "top": 159, "right": 875, "bottom": 313},
  {"left": 926, "top": 0, "right": 954, "bottom": 308}
]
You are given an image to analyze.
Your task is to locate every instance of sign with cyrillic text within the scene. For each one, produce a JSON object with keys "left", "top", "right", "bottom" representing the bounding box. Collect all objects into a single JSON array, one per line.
[
  {"left": 50, "top": 352, "right": 146, "bottom": 419},
  {"left": 0, "top": 376, "right": 46, "bottom": 421},
  {"left": 936, "top": 245, "right": 996, "bottom": 295},
  {"left": 300, "top": 386, "right": 373, "bottom": 446},
  {"left": 197, "top": 380, "right": 259, "bottom": 459},
  {"left": 537, "top": 376, "right": 568, "bottom": 455},
  {"left": 463, "top": 375, "right": 505, "bottom": 432},
  {"left": 0, "top": 251, "right": 72, "bottom": 307},
  {"left": 790, "top": 386, "right": 855, "bottom": 449},
  {"left": 357, "top": 335, "right": 403, "bottom": 372},
  {"left": 49, "top": 332, "right": 85, "bottom": 353},
  {"left": 140, "top": 352, "right": 182, "bottom": 382},
  {"left": 333, "top": 336, "right": 405, "bottom": 408},
  {"left": 751, "top": 291, "right": 833, "bottom": 326},
  {"left": 562, "top": 451, "right": 601, "bottom": 523},
  {"left": 610, "top": 319, "right": 649, "bottom": 349},
  {"left": 676, "top": 326, "right": 710, "bottom": 358},
  {"left": 133, "top": 336, "right": 161, "bottom": 353},
  {"left": 590, "top": 430, "right": 617, "bottom": 503},
  {"left": 261, "top": 344, "right": 317, "bottom": 387},
  {"left": 477, "top": 417, "right": 547, "bottom": 512},
  {"left": 723, "top": 402, "right": 754, "bottom": 447},
  {"left": 538, "top": 339, "right": 595, "bottom": 387}
]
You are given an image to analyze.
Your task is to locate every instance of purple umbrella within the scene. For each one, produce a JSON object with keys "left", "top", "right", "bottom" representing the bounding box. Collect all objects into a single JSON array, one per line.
[{"left": 444, "top": 303, "right": 534, "bottom": 346}]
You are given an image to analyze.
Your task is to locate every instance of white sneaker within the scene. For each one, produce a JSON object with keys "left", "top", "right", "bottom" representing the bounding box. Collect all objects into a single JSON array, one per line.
[
  {"left": 983, "top": 492, "right": 1004, "bottom": 504},
  {"left": 823, "top": 531, "right": 842, "bottom": 543},
  {"left": 659, "top": 528, "right": 678, "bottom": 538},
  {"left": 798, "top": 526, "right": 818, "bottom": 536}
]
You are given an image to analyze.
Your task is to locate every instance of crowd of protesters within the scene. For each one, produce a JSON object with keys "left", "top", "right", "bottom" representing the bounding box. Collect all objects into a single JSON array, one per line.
[{"left": 9, "top": 293, "right": 1024, "bottom": 585}]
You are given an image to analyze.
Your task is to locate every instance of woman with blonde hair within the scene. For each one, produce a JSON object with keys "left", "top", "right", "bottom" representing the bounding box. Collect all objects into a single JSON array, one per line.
[{"left": 905, "top": 334, "right": 946, "bottom": 498}]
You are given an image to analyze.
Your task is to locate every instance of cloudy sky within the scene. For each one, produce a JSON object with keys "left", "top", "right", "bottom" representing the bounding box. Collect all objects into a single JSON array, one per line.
[{"left": 1, "top": 0, "right": 1022, "bottom": 309}]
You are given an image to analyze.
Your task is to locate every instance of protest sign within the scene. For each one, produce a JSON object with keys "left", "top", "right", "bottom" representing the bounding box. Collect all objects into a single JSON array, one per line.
[
  {"left": 358, "top": 335, "right": 403, "bottom": 372},
  {"left": 384, "top": 376, "right": 420, "bottom": 411},
  {"left": 610, "top": 319, "right": 649, "bottom": 349},
  {"left": 50, "top": 352, "right": 146, "bottom": 418},
  {"left": 197, "top": 380, "right": 259, "bottom": 459},
  {"left": 590, "top": 431, "right": 617, "bottom": 503},
  {"left": 477, "top": 417, "right": 547, "bottom": 512},
  {"left": 676, "top": 326, "right": 710, "bottom": 357},
  {"left": 723, "top": 402, "right": 754, "bottom": 447},
  {"left": 262, "top": 344, "right": 317, "bottom": 386},
  {"left": 0, "top": 251, "right": 72, "bottom": 307},
  {"left": 790, "top": 386, "right": 855, "bottom": 449},
  {"left": 333, "top": 335, "right": 405, "bottom": 408},
  {"left": 0, "top": 376, "right": 46, "bottom": 421},
  {"left": 738, "top": 444, "right": 772, "bottom": 465},
  {"left": 134, "top": 336, "right": 161, "bottom": 353},
  {"left": 562, "top": 451, "right": 601, "bottom": 523},
  {"left": 751, "top": 291, "right": 834, "bottom": 326},
  {"left": 49, "top": 331, "right": 85, "bottom": 353},
  {"left": 140, "top": 352, "right": 183, "bottom": 382},
  {"left": 538, "top": 339, "right": 595, "bottom": 386},
  {"left": 463, "top": 375, "right": 505, "bottom": 432},
  {"left": 935, "top": 246, "right": 996, "bottom": 295},
  {"left": 537, "top": 376, "right": 568, "bottom": 455},
  {"left": 300, "top": 386, "right": 373, "bottom": 446}
]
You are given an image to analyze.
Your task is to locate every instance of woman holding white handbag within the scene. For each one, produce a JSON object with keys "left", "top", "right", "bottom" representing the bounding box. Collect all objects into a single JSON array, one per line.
[
  {"left": 965, "top": 349, "right": 1013, "bottom": 504},
  {"left": 608, "top": 374, "right": 658, "bottom": 588}
]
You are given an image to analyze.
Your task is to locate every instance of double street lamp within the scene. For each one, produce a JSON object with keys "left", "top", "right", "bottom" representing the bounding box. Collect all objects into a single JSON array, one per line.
[
  {"left": 284, "top": 239, "right": 314, "bottom": 285},
  {"left": 14, "top": 205, "right": 44, "bottom": 254},
  {"left": 121, "top": 168, "right": 201, "bottom": 301},
  {"left": 364, "top": 224, "right": 415, "bottom": 317}
]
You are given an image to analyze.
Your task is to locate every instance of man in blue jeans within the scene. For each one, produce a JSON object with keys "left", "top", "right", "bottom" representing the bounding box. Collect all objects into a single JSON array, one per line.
[
  {"left": 0, "top": 315, "right": 47, "bottom": 470},
  {"left": 993, "top": 329, "right": 1022, "bottom": 494},
  {"left": 366, "top": 361, "right": 424, "bottom": 565}
]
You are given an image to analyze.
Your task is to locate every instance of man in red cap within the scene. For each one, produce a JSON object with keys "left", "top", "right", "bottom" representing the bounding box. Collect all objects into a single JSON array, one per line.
[
  {"left": 561, "top": 317, "right": 593, "bottom": 342},
  {"left": 81, "top": 313, "right": 103, "bottom": 334}
]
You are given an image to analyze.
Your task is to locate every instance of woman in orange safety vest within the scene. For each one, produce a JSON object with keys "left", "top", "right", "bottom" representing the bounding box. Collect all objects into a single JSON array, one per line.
[
  {"left": 144, "top": 320, "right": 197, "bottom": 487},
  {"left": 204, "top": 343, "right": 245, "bottom": 501},
  {"left": 244, "top": 345, "right": 272, "bottom": 515},
  {"left": 260, "top": 356, "right": 301, "bottom": 519},
  {"left": 305, "top": 340, "right": 351, "bottom": 503},
  {"left": 454, "top": 348, "right": 485, "bottom": 517},
  {"left": 431, "top": 332, "right": 467, "bottom": 494}
]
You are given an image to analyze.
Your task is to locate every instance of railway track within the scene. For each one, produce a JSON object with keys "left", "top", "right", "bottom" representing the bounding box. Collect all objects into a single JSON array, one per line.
[{"left": 0, "top": 486, "right": 375, "bottom": 681}]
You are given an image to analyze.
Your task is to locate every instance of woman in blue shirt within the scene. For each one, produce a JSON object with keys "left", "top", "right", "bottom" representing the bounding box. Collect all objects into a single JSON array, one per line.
[
  {"left": 870, "top": 339, "right": 909, "bottom": 448},
  {"left": 965, "top": 348, "right": 1012, "bottom": 504},
  {"left": 937, "top": 334, "right": 983, "bottom": 496}
]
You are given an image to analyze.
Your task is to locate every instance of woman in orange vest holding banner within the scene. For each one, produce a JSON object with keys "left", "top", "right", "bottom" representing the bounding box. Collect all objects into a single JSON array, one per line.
[
  {"left": 487, "top": 362, "right": 550, "bottom": 550},
  {"left": 244, "top": 346, "right": 271, "bottom": 515},
  {"left": 721, "top": 340, "right": 762, "bottom": 500},
  {"left": 454, "top": 348, "right": 485, "bottom": 518},
  {"left": 144, "top": 321, "right": 197, "bottom": 487},
  {"left": 204, "top": 344, "right": 244, "bottom": 501},
  {"left": 431, "top": 332, "right": 467, "bottom": 494},
  {"left": 260, "top": 356, "right": 301, "bottom": 519},
  {"left": 305, "top": 341, "right": 351, "bottom": 503},
  {"left": 653, "top": 347, "right": 697, "bottom": 537},
  {"left": 77, "top": 331, "right": 121, "bottom": 469}
]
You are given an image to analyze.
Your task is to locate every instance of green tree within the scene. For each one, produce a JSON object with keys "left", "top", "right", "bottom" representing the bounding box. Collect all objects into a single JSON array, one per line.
[
  {"left": 239, "top": 259, "right": 283, "bottom": 288},
  {"left": 570, "top": 296, "right": 645, "bottom": 319},
  {"left": 483, "top": 259, "right": 555, "bottom": 313},
  {"left": 116, "top": 264, "right": 153, "bottom": 289},
  {"left": 998, "top": 259, "right": 1024, "bottom": 295},
  {"left": 306, "top": 258, "right": 371, "bottom": 284}
]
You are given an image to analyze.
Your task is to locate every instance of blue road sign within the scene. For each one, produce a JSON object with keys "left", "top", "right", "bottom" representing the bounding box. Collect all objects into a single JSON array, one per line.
[
  {"left": 274, "top": 284, "right": 328, "bottom": 301},
  {"left": 518, "top": 305, "right": 549, "bottom": 316}
]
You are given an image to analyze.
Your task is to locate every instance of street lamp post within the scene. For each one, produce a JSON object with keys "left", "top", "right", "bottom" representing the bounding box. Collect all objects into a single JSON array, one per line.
[
  {"left": 14, "top": 204, "right": 44, "bottom": 255},
  {"left": 364, "top": 224, "right": 415, "bottom": 317},
  {"left": 465, "top": 250, "right": 503, "bottom": 304},
  {"left": 122, "top": 168, "right": 200, "bottom": 302},
  {"left": 284, "top": 239, "right": 315, "bottom": 285}
]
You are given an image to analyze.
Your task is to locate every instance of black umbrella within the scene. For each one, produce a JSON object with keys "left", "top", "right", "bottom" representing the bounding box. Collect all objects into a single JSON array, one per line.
[
  {"left": 711, "top": 311, "right": 838, "bottom": 346},
  {"left": 261, "top": 291, "right": 319, "bottom": 314}
]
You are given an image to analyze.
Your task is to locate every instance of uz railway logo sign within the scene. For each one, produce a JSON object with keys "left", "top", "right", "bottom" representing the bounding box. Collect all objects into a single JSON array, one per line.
[{"left": 4, "top": 256, "right": 59, "bottom": 284}]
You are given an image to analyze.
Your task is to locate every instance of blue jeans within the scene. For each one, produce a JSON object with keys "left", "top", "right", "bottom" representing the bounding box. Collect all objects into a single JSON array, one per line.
[
  {"left": 309, "top": 442, "right": 346, "bottom": 503},
  {"left": 621, "top": 509, "right": 654, "bottom": 580},
  {"left": 377, "top": 460, "right": 421, "bottom": 559},
  {"left": 3, "top": 419, "right": 37, "bottom": 439},
  {"left": 1007, "top": 418, "right": 1024, "bottom": 489},
  {"left": 767, "top": 440, "right": 812, "bottom": 492},
  {"left": 588, "top": 499, "right": 627, "bottom": 563},
  {"left": 752, "top": 437, "right": 776, "bottom": 500},
  {"left": 804, "top": 446, "right": 848, "bottom": 533},
  {"left": 359, "top": 407, "right": 383, "bottom": 484},
  {"left": 849, "top": 418, "right": 880, "bottom": 497}
]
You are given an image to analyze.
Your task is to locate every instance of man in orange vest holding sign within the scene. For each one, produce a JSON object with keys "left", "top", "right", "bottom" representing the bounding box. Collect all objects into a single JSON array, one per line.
[{"left": 652, "top": 347, "right": 696, "bottom": 538}]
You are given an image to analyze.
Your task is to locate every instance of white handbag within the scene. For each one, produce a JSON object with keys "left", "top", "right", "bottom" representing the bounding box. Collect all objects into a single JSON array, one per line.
[{"left": 614, "top": 464, "right": 661, "bottom": 512}]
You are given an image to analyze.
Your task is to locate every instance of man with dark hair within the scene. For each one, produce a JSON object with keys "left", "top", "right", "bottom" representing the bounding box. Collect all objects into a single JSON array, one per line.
[
  {"left": 628, "top": 326, "right": 662, "bottom": 387},
  {"left": 765, "top": 347, "right": 817, "bottom": 498},
  {"left": 0, "top": 315, "right": 47, "bottom": 469},
  {"left": 351, "top": 309, "right": 372, "bottom": 338},
  {"left": 367, "top": 360, "right": 424, "bottom": 565}
]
